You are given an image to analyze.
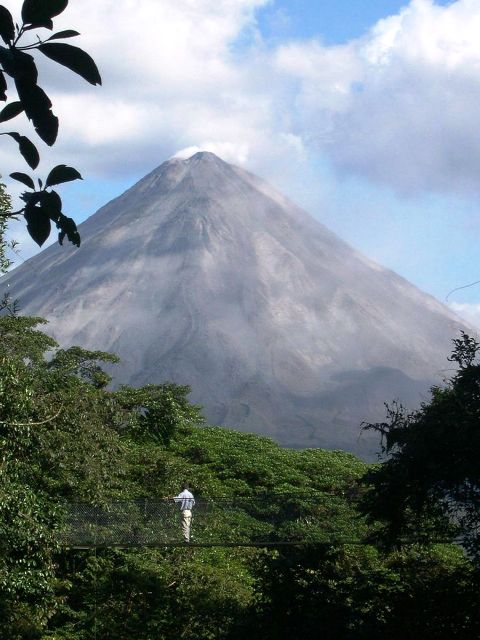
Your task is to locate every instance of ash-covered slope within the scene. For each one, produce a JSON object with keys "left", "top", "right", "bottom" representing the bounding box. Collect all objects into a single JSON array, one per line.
[{"left": 1, "top": 152, "right": 468, "bottom": 455}]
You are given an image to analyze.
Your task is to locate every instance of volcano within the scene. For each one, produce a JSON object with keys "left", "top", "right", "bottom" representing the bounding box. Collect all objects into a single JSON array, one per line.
[{"left": 1, "top": 152, "right": 468, "bottom": 456}]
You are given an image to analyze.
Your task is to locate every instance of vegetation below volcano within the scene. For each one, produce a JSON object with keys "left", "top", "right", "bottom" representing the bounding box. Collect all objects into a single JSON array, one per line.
[{"left": 0, "top": 311, "right": 479, "bottom": 640}]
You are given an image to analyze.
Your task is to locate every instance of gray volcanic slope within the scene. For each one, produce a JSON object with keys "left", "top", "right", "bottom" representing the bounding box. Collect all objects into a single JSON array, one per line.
[{"left": 1, "top": 152, "right": 469, "bottom": 456}]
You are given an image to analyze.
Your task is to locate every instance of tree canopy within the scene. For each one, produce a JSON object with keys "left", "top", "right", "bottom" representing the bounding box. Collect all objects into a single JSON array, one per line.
[
  {"left": 362, "top": 332, "right": 480, "bottom": 564},
  {"left": 0, "top": 314, "right": 478, "bottom": 639}
]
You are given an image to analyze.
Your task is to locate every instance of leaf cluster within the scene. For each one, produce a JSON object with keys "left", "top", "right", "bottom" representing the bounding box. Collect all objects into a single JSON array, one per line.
[
  {"left": 252, "top": 544, "right": 478, "bottom": 640},
  {"left": 0, "top": 180, "right": 13, "bottom": 273},
  {"left": 362, "top": 332, "right": 480, "bottom": 564},
  {"left": 0, "top": 0, "right": 101, "bottom": 247}
]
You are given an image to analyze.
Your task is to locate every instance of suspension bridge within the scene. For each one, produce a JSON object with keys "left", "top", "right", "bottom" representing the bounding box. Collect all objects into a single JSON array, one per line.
[{"left": 59, "top": 492, "right": 458, "bottom": 548}]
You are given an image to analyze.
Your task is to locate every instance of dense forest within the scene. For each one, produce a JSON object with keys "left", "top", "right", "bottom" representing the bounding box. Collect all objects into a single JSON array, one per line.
[{"left": 0, "top": 311, "right": 479, "bottom": 640}]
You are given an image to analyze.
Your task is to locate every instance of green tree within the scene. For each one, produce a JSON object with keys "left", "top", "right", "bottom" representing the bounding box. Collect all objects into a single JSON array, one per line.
[
  {"left": 0, "top": 316, "right": 59, "bottom": 638},
  {"left": 114, "top": 383, "right": 204, "bottom": 446},
  {"left": 249, "top": 543, "right": 478, "bottom": 640},
  {"left": 362, "top": 332, "right": 480, "bottom": 564},
  {"left": 0, "top": 314, "right": 126, "bottom": 637},
  {"left": 0, "top": 179, "right": 12, "bottom": 274}
]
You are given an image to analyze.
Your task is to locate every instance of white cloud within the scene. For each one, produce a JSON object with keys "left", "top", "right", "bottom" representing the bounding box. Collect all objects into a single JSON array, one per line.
[
  {"left": 274, "top": 40, "right": 361, "bottom": 113},
  {"left": 449, "top": 302, "right": 480, "bottom": 331},
  {"left": 275, "top": 0, "right": 480, "bottom": 194},
  {"left": 173, "top": 143, "right": 249, "bottom": 164},
  {"left": 0, "top": 0, "right": 275, "bottom": 181},
  {"left": 2, "top": 0, "right": 480, "bottom": 207}
]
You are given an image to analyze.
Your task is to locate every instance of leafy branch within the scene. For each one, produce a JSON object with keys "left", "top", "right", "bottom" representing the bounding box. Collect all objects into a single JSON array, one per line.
[
  {"left": 0, "top": 0, "right": 101, "bottom": 247},
  {"left": 8, "top": 402, "right": 63, "bottom": 426}
]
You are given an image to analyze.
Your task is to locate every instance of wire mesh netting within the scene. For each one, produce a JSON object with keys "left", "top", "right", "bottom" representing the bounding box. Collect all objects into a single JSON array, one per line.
[
  {"left": 59, "top": 494, "right": 357, "bottom": 547},
  {"left": 59, "top": 492, "right": 472, "bottom": 548}
]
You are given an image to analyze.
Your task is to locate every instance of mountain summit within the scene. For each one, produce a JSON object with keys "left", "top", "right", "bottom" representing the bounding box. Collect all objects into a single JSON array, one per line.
[{"left": 1, "top": 152, "right": 468, "bottom": 455}]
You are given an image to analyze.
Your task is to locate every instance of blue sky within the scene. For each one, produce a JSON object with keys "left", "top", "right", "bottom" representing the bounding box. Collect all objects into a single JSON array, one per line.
[
  {"left": 3, "top": 0, "right": 480, "bottom": 328},
  {"left": 258, "top": 0, "right": 437, "bottom": 43}
]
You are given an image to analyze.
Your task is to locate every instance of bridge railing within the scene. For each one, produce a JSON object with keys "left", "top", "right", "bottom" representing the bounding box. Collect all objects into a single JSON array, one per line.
[{"left": 59, "top": 493, "right": 359, "bottom": 547}]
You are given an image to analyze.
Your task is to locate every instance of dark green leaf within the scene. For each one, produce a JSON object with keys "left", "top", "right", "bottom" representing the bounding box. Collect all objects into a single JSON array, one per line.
[
  {"left": 24, "top": 18, "right": 52, "bottom": 30},
  {"left": 17, "top": 135, "right": 39, "bottom": 169},
  {"left": 10, "top": 171, "right": 35, "bottom": 189},
  {"left": 40, "top": 189, "right": 62, "bottom": 220},
  {"left": 24, "top": 201, "right": 51, "bottom": 246},
  {"left": 32, "top": 106, "right": 58, "bottom": 146},
  {"left": 19, "top": 190, "right": 41, "bottom": 204},
  {"left": 21, "top": 0, "right": 68, "bottom": 26},
  {"left": 46, "top": 164, "right": 82, "bottom": 187},
  {"left": 6, "top": 132, "right": 39, "bottom": 169},
  {"left": 56, "top": 212, "right": 80, "bottom": 247},
  {"left": 0, "top": 71, "right": 7, "bottom": 100},
  {"left": 30, "top": 105, "right": 58, "bottom": 146},
  {"left": 46, "top": 29, "right": 79, "bottom": 41},
  {"left": 0, "top": 6, "right": 15, "bottom": 44},
  {"left": 14, "top": 78, "right": 58, "bottom": 145},
  {"left": 38, "top": 42, "right": 101, "bottom": 86},
  {"left": 0, "top": 101, "right": 24, "bottom": 122},
  {"left": 0, "top": 46, "right": 14, "bottom": 77},
  {"left": 10, "top": 49, "right": 38, "bottom": 83}
]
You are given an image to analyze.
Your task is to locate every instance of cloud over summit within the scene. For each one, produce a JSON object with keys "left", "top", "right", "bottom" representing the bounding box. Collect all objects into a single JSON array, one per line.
[{"left": 2, "top": 0, "right": 480, "bottom": 196}]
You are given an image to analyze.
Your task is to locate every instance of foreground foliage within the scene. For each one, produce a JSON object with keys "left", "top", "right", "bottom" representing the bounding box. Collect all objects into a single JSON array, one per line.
[
  {"left": 0, "top": 315, "right": 478, "bottom": 639},
  {"left": 0, "top": 0, "right": 101, "bottom": 247}
]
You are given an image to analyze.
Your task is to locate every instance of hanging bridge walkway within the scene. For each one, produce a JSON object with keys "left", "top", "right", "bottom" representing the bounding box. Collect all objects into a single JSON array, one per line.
[{"left": 59, "top": 492, "right": 457, "bottom": 549}]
